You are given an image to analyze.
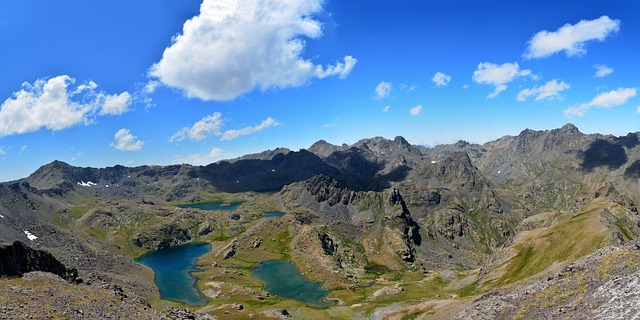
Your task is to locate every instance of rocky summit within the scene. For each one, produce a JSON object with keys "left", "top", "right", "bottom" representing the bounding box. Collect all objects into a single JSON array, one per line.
[{"left": 1, "top": 124, "right": 640, "bottom": 319}]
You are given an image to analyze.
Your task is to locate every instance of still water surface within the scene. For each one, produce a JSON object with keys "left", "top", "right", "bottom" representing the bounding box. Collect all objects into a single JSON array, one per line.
[
  {"left": 252, "top": 259, "right": 332, "bottom": 308},
  {"left": 137, "top": 242, "right": 210, "bottom": 306},
  {"left": 177, "top": 201, "right": 242, "bottom": 211}
]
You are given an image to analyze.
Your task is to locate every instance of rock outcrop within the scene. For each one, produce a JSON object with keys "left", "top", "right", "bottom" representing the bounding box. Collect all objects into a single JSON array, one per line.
[{"left": 0, "top": 241, "right": 78, "bottom": 282}]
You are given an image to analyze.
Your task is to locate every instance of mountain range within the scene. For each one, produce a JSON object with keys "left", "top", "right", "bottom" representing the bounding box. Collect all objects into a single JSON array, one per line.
[{"left": 1, "top": 123, "right": 639, "bottom": 319}]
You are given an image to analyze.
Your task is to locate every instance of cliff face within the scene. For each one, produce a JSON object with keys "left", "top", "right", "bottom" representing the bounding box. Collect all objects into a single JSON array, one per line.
[{"left": 0, "top": 241, "right": 78, "bottom": 282}]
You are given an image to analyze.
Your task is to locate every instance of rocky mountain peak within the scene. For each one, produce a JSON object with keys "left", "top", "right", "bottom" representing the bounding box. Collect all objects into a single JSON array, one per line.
[
  {"left": 26, "top": 160, "right": 78, "bottom": 190},
  {"left": 308, "top": 140, "right": 340, "bottom": 158},
  {"left": 454, "top": 140, "right": 470, "bottom": 148},
  {"left": 393, "top": 136, "right": 410, "bottom": 147},
  {"left": 560, "top": 123, "right": 580, "bottom": 134}
]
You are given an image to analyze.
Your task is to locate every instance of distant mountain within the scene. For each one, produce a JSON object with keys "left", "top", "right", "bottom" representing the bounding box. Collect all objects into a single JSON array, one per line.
[{"left": 1, "top": 123, "right": 640, "bottom": 319}]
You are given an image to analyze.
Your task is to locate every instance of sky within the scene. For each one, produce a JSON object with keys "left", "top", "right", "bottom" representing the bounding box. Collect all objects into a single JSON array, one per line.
[{"left": 0, "top": 0, "right": 639, "bottom": 181}]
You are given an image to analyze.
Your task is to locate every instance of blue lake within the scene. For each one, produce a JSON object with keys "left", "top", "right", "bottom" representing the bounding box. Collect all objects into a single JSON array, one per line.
[
  {"left": 252, "top": 260, "right": 332, "bottom": 308},
  {"left": 177, "top": 201, "right": 242, "bottom": 211},
  {"left": 263, "top": 211, "right": 285, "bottom": 218},
  {"left": 137, "top": 242, "right": 211, "bottom": 306}
]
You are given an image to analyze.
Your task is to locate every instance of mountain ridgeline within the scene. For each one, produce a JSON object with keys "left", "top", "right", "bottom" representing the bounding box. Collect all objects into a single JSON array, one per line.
[{"left": 1, "top": 123, "right": 640, "bottom": 319}]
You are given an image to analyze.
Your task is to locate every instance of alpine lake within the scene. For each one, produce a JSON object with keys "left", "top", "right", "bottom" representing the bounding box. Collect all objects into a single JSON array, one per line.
[
  {"left": 136, "top": 242, "right": 211, "bottom": 306},
  {"left": 138, "top": 201, "right": 328, "bottom": 307}
]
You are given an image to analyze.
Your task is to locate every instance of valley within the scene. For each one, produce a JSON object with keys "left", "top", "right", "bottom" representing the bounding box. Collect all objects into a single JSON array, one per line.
[{"left": 1, "top": 124, "right": 640, "bottom": 319}]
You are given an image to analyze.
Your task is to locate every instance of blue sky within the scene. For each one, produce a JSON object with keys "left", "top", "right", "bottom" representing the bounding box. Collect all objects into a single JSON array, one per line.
[{"left": 1, "top": 0, "right": 639, "bottom": 181}]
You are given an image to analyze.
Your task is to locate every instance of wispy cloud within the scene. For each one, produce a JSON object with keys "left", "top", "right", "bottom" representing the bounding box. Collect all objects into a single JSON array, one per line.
[
  {"left": 323, "top": 119, "right": 338, "bottom": 128},
  {"left": 170, "top": 112, "right": 224, "bottom": 142},
  {"left": 149, "top": 0, "right": 356, "bottom": 101},
  {"left": 472, "top": 62, "right": 535, "bottom": 98},
  {"left": 593, "top": 64, "right": 614, "bottom": 78},
  {"left": 173, "top": 148, "right": 223, "bottom": 166},
  {"left": 111, "top": 129, "right": 144, "bottom": 151},
  {"left": 375, "top": 81, "right": 392, "bottom": 99},
  {"left": 382, "top": 105, "right": 391, "bottom": 112},
  {"left": 70, "top": 153, "right": 83, "bottom": 161},
  {"left": 432, "top": 72, "right": 451, "bottom": 87},
  {"left": 170, "top": 113, "right": 279, "bottom": 142},
  {"left": 0, "top": 75, "right": 131, "bottom": 137},
  {"left": 221, "top": 117, "right": 280, "bottom": 141},
  {"left": 398, "top": 83, "right": 417, "bottom": 92},
  {"left": 564, "top": 87, "right": 637, "bottom": 117},
  {"left": 524, "top": 16, "right": 620, "bottom": 59},
  {"left": 517, "top": 80, "right": 570, "bottom": 102},
  {"left": 410, "top": 105, "right": 423, "bottom": 116}
]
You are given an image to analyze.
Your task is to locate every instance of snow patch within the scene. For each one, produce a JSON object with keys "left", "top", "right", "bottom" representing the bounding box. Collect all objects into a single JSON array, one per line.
[
  {"left": 271, "top": 169, "right": 276, "bottom": 172},
  {"left": 0, "top": 214, "right": 4, "bottom": 219},
  {"left": 497, "top": 170, "right": 501, "bottom": 174},
  {"left": 77, "top": 181, "right": 97, "bottom": 187},
  {"left": 24, "top": 230, "right": 37, "bottom": 241},
  {"left": 431, "top": 161, "right": 437, "bottom": 164}
]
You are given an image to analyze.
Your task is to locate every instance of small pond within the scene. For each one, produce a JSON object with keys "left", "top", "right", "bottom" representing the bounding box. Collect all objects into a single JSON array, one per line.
[
  {"left": 137, "top": 242, "right": 211, "bottom": 306},
  {"left": 263, "top": 211, "right": 285, "bottom": 218},
  {"left": 252, "top": 260, "right": 332, "bottom": 308},
  {"left": 177, "top": 201, "right": 242, "bottom": 211}
]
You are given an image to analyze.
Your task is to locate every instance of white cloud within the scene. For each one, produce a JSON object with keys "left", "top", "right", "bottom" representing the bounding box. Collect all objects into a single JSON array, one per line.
[
  {"left": 111, "top": 129, "right": 144, "bottom": 151},
  {"left": 489, "top": 85, "right": 508, "bottom": 98},
  {"left": 314, "top": 56, "right": 357, "bottom": 79},
  {"left": 100, "top": 92, "right": 132, "bottom": 115},
  {"left": 410, "top": 105, "right": 423, "bottom": 116},
  {"left": 144, "top": 80, "right": 161, "bottom": 94},
  {"left": 375, "top": 81, "right": 392, "bottom": 99},
  {"left": 472, "top": 62, "right": 534, "bottom": 98},
  {"left": 170, "top": 113, "right": 278, "bottom": 142},
  {"left": 0, "top": 75, "right": 131, "bottom": 137},
  {"left": 323, "top": 119, "right": 338, "bottom": 128},
  {"left": 594, "top": 64, "right": 614, "bottom": 78},
  {"left": 221, "top": 117, "right": 280, "bottom": 141},
  {"left": 564, "top": 87, "right": 637, "bottom": 117},
  {"left": 517, "top": 80, "right": 570, "bottom": 102},
  {"left": 173, "top": 148, "right": 224, "bottom": 166},
  {"left": 170, "top": 112, "right": 224, "bottom": 142},
  {"left": 398, "top": 83, "right": 417, "bottom": 92},
  {"left": 432, "top": 72, "right": 451, "bottom": 87},
  {"left": 462, "top": 84, "right": 470, "bottom": 89},
  {"left": 382, "top": 105, "right": 391, "bottom": 112},
  {"left": 73, "top": 81, "right": 97, "bottom": 94},
  {"left": 0, "top": 146, "right": 4, "bottom": 156},
  {"left": 149, "top": 0, "right": 356, "bottom": 101},
  {"left": 524, "top": 16, "right": 620, "bottom": 59}
]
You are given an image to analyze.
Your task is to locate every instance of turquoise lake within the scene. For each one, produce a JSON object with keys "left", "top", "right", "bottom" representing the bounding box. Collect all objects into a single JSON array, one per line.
[
  {"left": 137, "top": 242, "right": 211, "bottom": 306},
  {"left": 177, "top": 201, "right": 242, "bottom": 211},
  {"left": 263, "top": 211, "right": 285, "bottom": 218},
  {"left": 252, "top": 260, "right": 331, "bottom": 308}
]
